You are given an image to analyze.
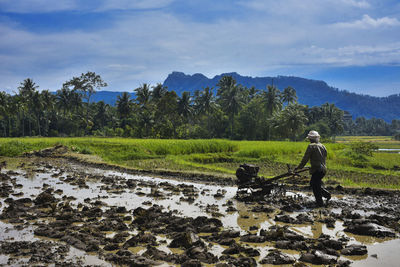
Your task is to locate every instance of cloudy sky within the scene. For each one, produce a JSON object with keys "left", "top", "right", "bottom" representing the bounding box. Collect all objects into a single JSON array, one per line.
[{"left": 0, "top": 0, "right": 399, "bottom": 96}]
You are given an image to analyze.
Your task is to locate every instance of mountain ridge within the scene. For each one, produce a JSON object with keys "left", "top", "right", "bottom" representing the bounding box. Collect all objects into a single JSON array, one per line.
[
  {"left": 163, "top": 71, "right": 400, "bottom": 122},
  {"left": 81, "top": 71, "right": 399, "bottom": 122}
]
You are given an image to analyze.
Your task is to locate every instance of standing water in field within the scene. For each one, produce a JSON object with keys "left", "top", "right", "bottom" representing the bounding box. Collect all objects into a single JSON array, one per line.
[{"left": 0, "top": 157, "right": 399, "bottom": 266}]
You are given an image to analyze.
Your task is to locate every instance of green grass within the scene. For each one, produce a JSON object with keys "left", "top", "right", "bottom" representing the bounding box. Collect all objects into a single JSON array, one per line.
[{"left": 1, "top": 137, "right": 400, "bottom": 189}]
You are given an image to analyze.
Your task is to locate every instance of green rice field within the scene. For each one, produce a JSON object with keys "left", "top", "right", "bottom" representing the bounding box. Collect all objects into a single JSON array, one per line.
[{"left": 0, "top": 136, "right": 399, "bottom": 189}]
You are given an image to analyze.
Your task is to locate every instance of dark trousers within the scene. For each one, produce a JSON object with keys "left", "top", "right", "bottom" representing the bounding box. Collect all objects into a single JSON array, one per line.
[{"left": 310, "top": 171, "right": 331, "bottom": 206}]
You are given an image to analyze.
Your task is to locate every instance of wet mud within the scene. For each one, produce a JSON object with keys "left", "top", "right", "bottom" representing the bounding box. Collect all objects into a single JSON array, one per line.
[{"left": 0, "top": 154, "right": 399, "bottom": 266}]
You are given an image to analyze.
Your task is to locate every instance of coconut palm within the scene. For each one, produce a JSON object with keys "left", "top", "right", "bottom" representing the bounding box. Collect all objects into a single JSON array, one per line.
[
  {"left": 178, "top": 91, "right": 193, "bottom": 123},
  {"left": 281, "top": 86, "right": 297, "bottom": 105},
  {"left": 116, "top": 92, "right": 132, "bottom": 127},
  {"left": 217, "top": 76, "right": 244, "bottom": 138},
  {"left": 0, "top": 92, "right": 10, "bottom": 136},
  {"left": 274, "top": 103, "right": 308, "bottom": 140},
  {"left": 321, "top": 103, "right": 344, "bottom": 138},
  {"left": 134, "top": 83, "right": 152, "bottom": 107},
  {"left": 263, "top": 85, "right": 282, "bottom": 116},
  {"left": 151, "top": 83, "right": 168, "bottom": 104}
]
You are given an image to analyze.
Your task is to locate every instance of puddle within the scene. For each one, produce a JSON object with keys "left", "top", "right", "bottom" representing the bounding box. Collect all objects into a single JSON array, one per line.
[{"left": 0, "top": 157, "right": 399, "bottom": 266}]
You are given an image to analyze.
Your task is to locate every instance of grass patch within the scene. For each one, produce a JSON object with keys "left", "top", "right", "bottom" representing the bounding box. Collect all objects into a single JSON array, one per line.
[{"left": 1, "top": 137, "right": 400, "bottom": 189}]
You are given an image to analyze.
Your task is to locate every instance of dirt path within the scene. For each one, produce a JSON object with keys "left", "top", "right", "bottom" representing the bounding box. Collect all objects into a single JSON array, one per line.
[{"left": 0, "top": 156, "right": 399, "bottom": 266}]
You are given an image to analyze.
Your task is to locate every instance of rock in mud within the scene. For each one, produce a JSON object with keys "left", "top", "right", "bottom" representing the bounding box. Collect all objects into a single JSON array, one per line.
[
  {"left": 186, "top": 246, "right": 218, "bottom": 264},
  {"left": 274, "top": 214, "right": 295, "bottom": 223},
  {"left": 105, "top": 251, "right": 161, "bottom": 266},
  {"left": 239, "top": 234, "right": 266, "bottom": 243},
  {"left": 143, "top": 246, "right": 185, "bottom": 264},
  {"left": 98, "top": 217, "right": 128, "bottom": 231},
  {"left": 34, "top": 226, "right": 65, "bottom": 239},
  {"left": 181, "top": 259, "right": 204, "bottom": 267},
  {"left": 34, "top": 190, "right": 57, "bottom": 206},
  {"left": 104, "top": 243, "right": 120, "bottom": 251},
  {"left": 344, "top": 220, "right": 396, "bottom": 237},
  {"left": 276, "top": 240, "right": 308, "bottom": 251},
  {"left": 341, "top": 244, "right": 368, "bottom": 256},
  {"left": 169, "top": 231, "right": 203, "bottom": 249},
  {"left": 299, "top": 250, "right": 337, "bottom": 265},
  {"left": 0, "top": 241, "right": 70, "bottom": 265},
  {"left": 281, "top": 203, "right": 303, "bottom": 212},
  {"left": 222, "top": 244, "right": 241, "bottom": 255},
  {"left": 320, "top": 239, "right": 344, "bottom": 250},
  {"left": 260, "top": 225, "right": 304, "bottom": 242},
  {"left": 204, "top": 230, "right": 240, "bottom": 245},
  {"left": 251, "top": 204, "right": 275, "bottom": 213},
  {"left": 60, "top": 235, "right": 87, "bottom": 251},
  {"left": 0, "top": 182, "right": 13, "bottom": 198},
  {"left": 194, "top": 216, "right": 222, "bottom": 233},
  {"left": 124, "top": 232, "right": 158, "bottom": 247},
  {"left": 222, "top": 256, "right": 257, "bottom": 267},
  {"left": 25, "top": 145, "right": 68, "bottom": 157},
  {"left": 259, "top": 249, "right": 296, "bottom": 265}
]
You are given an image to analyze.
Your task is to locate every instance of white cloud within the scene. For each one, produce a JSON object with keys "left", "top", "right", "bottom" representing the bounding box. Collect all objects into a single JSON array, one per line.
[
  {"left": 302, "top": 43, "right": 400, "bottom": 65},
  {"left": 335, "top": 14, "right": 400, "bottom": 28},
  {"left": 1, "top": 0, "right": 400, "bottom": 94},
  {"left": 340, "top": 0, "right": 370, "bottom": 8}
]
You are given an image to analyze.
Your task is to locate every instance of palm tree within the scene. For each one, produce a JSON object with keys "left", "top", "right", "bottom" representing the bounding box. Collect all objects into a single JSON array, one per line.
[
  {"left": 0, "top": 92, "right": 9, "bottom": 136},
  {"left": 31, "top": 91, "right": 43, "bottom": 136},
  {"left": 247, "top": 86, "right": 259, "bottom": 102},
  {"left": 41, "top": 90, "right": 55, "bottom": 136},
  {"left": 217, "top": 76, "right": 244, "bottom": 138},
  {"left": 93, "top": 101, "right": 112, "bottom": 131},
  {"left": 116, "top": 92, "right": 132, "bottom": 127},
  {"left": 281, "top": 86, "right": 297, "bottom": 105},
  {"left": 192, "top": 87, "right": 216, "bottom": 136},
  {"left": 262, "top": 85, "right": 282, "bottom": 140},
  {"left": 56, "top": 87, "right": 71, "bottom": 116},
  {"left": 151, "top": 83, "right": 167, "bottom": 104},
  {"left": 178, "top": 91, "right": 193, "bottom": 124},
  {"left": 195, "top": 86, "right": 215, "bottom": 116},
  {"left": 263, "top": 85, "right": 282, "bottom": 116},
  {"left": 134, "top": 83, "right": 152, "bottom": 107},
  {"left": 275, "top": 103, "right": 308, "bottom": 140},
  {"left": 18, "top": 78, "right": 39, "bottom": 136},
  {"left": 321, "top": 103, "right": 344, "bottom": 138},
  {"left": 18, "top": 78, "right": 38, "bottom": 99}
]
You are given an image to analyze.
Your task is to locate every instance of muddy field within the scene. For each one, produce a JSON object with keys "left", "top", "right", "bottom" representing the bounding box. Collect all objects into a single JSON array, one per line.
[{"left": 0, "top": 156, "right": 399, "bottom": 267}]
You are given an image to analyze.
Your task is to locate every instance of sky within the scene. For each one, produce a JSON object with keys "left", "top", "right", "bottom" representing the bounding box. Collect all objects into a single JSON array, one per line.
[{"left": 0, "top": 0, "right": 400, "bottom": 97}]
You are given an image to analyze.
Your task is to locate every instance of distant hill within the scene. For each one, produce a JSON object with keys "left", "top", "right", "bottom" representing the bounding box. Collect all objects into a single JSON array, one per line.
[
  {"left": 163, "top": 71, "right": 400, "bottom": 122},
  {"left": 89, "top": 91, "right": 135, "bottom": 105}
]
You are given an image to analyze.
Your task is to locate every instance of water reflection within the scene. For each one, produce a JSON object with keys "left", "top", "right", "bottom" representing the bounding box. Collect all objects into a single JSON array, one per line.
[{"left": 1, "top": 158, "right": 399, "bottom": 267}]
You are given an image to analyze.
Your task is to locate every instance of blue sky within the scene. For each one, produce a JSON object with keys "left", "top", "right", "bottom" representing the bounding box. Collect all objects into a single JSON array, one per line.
[{"left": 0, "top": 0, "right": 400, "bottom": 97}]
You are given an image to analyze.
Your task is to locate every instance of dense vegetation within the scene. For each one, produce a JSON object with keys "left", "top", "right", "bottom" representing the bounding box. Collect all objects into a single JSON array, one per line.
[
  {"left": 1, "top": 137, "right": 399, "bottom": 189},
  {"left": 0, "top": 71, "right": 399, "bottom": 139},
  {"left": 164, "top": 71, "right": 400, "bottom": 122}
]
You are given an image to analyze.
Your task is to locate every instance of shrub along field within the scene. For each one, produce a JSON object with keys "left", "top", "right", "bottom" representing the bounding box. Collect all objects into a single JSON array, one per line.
[{"left": 0, "top": 137, "right": 399, "bottom": 189}]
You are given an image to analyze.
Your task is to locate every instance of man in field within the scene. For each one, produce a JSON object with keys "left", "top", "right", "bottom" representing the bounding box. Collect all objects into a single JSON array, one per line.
[{"left": 295, "top": 130, "right": 331, "bottom": 207}]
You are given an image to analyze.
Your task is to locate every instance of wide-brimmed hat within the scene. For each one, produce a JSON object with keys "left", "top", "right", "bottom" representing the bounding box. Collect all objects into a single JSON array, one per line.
[{"left": 306, "top": 130, "right": 320, "bottom": 139}]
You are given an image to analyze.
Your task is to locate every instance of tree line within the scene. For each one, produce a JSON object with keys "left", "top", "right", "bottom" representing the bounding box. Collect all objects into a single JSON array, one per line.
[{"left": 0, "top": 71, "right": 399, "bottom": 140}]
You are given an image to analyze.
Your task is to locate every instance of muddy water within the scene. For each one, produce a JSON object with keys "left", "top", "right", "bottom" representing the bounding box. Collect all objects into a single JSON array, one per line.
[{"left": 0, "top": 157, "right": 399, "bottom": 266}]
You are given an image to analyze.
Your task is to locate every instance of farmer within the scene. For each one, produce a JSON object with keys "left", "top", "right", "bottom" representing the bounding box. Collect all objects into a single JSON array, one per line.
[{"left": 295, "top": 130, "right": 331, "bottom": 207}]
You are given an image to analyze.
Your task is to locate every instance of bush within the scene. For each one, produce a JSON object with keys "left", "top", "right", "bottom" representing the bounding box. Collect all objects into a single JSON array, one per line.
[
  {"left": 0, "top": 141, "right": 28, "bottom": 156},
  {"left": 49, "top": 129, "right": 59, "bottom": 137},
  {"left": 394, "top": 133, "right": 400, "bottom": 141},
  {"left": 345, "top": 142, "right": 378, "bottom": 163},
  {"left": 114, "top": 128, "right": 124, "bottom": 137}
]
